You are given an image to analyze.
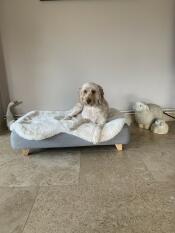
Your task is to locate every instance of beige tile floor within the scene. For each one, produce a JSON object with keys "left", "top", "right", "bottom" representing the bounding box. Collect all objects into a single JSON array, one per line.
[{"left": 0, "top": 123, "right": 175, "bottom": 233}]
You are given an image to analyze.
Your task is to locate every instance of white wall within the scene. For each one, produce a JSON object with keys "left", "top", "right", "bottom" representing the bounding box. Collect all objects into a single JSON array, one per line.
[{"left": 0, "top": 0, "right": 175, "bottom": 114}]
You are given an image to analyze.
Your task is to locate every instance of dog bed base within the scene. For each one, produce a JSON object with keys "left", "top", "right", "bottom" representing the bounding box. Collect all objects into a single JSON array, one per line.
[{"left": 11, "top": 125, "right": 130, "bottom": 155}]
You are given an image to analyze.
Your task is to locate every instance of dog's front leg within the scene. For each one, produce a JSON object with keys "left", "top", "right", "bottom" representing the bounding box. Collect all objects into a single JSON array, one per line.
[
  {"left": 64, "top": 103, "right": 83, "bottom": 120},
  {"left": 69, "top": 115, "right": 89, "bottom": 130},
  {"left": 92, "top": 124, "right": 104, "bottom": 145}
]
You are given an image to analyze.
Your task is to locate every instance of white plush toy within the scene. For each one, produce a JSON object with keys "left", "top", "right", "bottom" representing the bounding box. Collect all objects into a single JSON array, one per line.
[
  {"left": 150, "top": 119, "right": 169, "bottom": 134},
  {"left": 133, "top": 102, "right": 164, "bottom": 129},
  {"left": 6, "top": 101, "right": 22, "bottom": 129}
]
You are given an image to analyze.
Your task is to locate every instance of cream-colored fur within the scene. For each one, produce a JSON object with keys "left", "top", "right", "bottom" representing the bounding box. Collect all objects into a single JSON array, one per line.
[
  {"left": 64, "top": 82, "right": 109, "bottom": 144},
  {"left": 151, "top": 119, "right": 169, "bottom": 134},
  {"left": 133, "top": 102, "right": 164, "bottom": 129}
]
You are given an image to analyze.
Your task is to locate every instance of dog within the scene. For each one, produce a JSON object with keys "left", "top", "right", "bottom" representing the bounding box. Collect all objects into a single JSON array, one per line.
[{"left": 64, "top": 82, "right": 109, "bottom": 144}]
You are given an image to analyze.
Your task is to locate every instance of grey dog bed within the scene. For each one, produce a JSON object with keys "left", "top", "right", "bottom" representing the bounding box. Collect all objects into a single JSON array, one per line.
[{"left": 10, "top": 124, "right": 130, "bottom": 155}]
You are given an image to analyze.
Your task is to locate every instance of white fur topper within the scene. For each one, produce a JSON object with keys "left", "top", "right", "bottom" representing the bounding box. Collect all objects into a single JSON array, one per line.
[{"left": 10, "top": 108, "right": 126, "bottom": 143}]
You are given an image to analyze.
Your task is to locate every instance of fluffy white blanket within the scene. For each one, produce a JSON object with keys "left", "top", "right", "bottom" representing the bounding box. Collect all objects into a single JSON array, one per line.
[{"left": 10, "top": 108, "right": 126, "bottom": 143}]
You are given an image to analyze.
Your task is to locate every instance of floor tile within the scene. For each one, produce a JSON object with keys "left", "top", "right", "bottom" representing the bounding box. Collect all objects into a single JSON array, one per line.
[
  {"left": 0, "top": 187, "right": 37, "bottom": 233},
  {"left": 141, "top": 150, "right": 175, "bottom": 183},
  {"left": 0, "top": 150, "right": 80, "bottom": 187},
  {"left": 129, "top": 183, "right": 175, "bottom": 233},
  {"left": 0, "top": 132, "right": 19, "bottom": 166},
  {"left": 22, "top": 185, "right": 136, "bottom": 233},
  {"left": 23, "top": 184, "right": 175, "bottom": 233},
  {"left": 80, "top": 149, "right": 154, "bottom": 194}
]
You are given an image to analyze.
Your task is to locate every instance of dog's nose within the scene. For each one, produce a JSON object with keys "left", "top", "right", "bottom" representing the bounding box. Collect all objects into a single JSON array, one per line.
[{"left": 87, "top": 98, "right": 91, "bottom": 104}]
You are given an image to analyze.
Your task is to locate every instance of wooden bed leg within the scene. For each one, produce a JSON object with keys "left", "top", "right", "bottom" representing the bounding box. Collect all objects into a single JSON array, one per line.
[
  {"left": 21, "top": 149, "right": 30, "bottom": 156},
  {"left": 115, "top": 144, "right": 123, "bottom": 151}
]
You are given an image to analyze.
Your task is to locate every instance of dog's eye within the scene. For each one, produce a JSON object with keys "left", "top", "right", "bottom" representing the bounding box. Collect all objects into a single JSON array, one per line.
[
  {"left": 91, "top": 90, "right": 96, "bottom": 94},
  {"left": 84, "top": 90, "right": 87, "bottom": 94}
]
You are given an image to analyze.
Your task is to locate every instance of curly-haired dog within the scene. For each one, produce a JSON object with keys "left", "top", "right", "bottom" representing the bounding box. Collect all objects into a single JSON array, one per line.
[{"left": 65, "top": 82, "right": 109, "bottom": 144}]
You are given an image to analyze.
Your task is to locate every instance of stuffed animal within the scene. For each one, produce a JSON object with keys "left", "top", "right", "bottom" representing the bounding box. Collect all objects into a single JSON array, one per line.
[
  {"left": 150, "top": 119, "right": 169, "bottom": 134},
  {"left": 6, "top": 101, "right": 22, "bottom": 129},
  {"left": 133, "top": 102, "right": 164, "bottom": 129}
]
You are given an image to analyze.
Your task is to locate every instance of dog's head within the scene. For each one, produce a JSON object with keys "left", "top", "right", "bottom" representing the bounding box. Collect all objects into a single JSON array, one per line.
[
  {"left": 79, "top": 82, "right": 104, "bottom": 106},
  {"left": 133, "top": 102, "right": 149, "bottom": 112}
]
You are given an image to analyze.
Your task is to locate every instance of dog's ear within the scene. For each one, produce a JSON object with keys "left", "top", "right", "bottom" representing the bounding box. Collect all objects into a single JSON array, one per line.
[
  {"left": 98, "top": 85, "right": 104, "bottom": 104},
  {"left": 98, "top": 85, "right": 104, "bottom": 97}
]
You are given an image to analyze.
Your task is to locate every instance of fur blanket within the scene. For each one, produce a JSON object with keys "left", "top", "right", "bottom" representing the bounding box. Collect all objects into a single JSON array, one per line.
[{"left": 10, "top": 108, "right": 126, "bottom": 143}]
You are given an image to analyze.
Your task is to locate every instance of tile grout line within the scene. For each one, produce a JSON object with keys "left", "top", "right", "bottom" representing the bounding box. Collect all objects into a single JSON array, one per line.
[{"left": 21, "top": 186, "right": 40, "bottom": 233}]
